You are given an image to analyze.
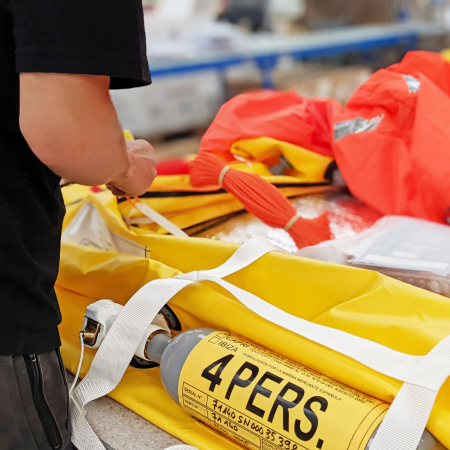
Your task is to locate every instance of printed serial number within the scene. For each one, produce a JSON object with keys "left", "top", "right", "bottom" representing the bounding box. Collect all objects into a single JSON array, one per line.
[{"left": 210, "top": 398, "right": 301, "bottom": 450}]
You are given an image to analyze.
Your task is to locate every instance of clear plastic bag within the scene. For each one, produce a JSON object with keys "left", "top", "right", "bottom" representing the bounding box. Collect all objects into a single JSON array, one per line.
[{"left": 296, "top": 216, "right": 450, "bottom": 298}]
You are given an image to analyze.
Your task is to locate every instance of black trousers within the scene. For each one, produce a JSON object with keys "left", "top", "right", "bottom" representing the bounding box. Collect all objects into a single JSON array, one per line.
[{"left": 0, "top": 349, "right": 74, "bottom": 450}]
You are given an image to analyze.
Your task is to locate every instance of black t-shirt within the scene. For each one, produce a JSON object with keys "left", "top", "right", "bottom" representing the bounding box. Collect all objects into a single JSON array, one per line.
[{"left": 0, "top": 0, "right": 151, "bottom": 355}]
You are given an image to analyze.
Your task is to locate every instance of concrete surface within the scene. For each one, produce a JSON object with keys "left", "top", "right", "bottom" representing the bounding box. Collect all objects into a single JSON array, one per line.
[{"left": 66, "top": 372, "right": 183, "bottom": 450}]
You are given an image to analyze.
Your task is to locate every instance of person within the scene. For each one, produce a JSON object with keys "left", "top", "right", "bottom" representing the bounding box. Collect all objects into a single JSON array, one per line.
[{"left": 0, "top": 1, "right": 157, "bottom": 449}]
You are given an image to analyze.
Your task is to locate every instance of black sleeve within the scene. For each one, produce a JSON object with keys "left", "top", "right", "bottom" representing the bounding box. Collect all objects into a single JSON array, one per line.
[{"left": 11, "top": 0, "right": 151, "bottom": 89}]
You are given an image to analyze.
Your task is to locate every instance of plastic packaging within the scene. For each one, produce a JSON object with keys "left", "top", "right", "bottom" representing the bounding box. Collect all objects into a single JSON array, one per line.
[
  {"left": 296, "top": 216, "right": 450, "bottom": 297},
  {"left": 61, "top": 202, "right": 149, "bottom": 257},
  {"left": 196, "top": 191, "right": 382, "bottom": 252},
  {"left": 147, "top": 329, "right": 444, "bottom": 450}
]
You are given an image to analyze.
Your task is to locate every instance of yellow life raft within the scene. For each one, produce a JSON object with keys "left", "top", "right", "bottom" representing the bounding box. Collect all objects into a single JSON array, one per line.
[{"left": 57, "top": 190, "right": 450, "bottom": 450}]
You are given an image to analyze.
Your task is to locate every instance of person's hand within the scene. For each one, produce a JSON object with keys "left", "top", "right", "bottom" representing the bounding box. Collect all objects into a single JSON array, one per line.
[{"left": 107, "top": 139, "right": 158, "bottom": 197}]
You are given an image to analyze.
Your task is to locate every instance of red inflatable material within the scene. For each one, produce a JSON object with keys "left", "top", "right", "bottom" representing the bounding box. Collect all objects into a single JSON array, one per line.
[
  {"left": 333, "top": 51, "right": 450, "bottom": 224},
  {"left": 387, "top": 50, "right": 450, "bottom": 94},
  {"left": 156, "top": 158, "right": 190, "bottom": 175},
  {"left": 199, "top": 90, "right": 343, "bottom": 160}
]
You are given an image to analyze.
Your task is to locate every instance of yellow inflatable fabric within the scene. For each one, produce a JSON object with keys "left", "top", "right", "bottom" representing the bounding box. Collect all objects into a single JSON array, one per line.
[
  {"left": 442, "top": 49, "right": 450, "bottom": 63},
  {"left": 57, "top": 192, "right": 450, "bottom": 449},
  {"left": 149, "top": 137, "right": 333, "bottom": 194},
  {"left": 77, "top": 133, "right": 334, "bottom": 233},
  {"left": 231, "top": 137, "right": 334, "bottom": 183},
  {"left": 63, "top": 183, "right": 332, "bottom": 235}
]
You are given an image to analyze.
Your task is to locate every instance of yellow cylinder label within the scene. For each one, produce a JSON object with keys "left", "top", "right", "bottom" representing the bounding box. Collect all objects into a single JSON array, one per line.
[{"left": 178, "top": 331, "right": 389, "bottom": 450}]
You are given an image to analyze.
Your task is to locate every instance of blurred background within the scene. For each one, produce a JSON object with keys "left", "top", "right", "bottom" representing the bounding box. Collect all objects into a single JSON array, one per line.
[{"left": 111, "top": 0, "right": 450, "bottom": 160}]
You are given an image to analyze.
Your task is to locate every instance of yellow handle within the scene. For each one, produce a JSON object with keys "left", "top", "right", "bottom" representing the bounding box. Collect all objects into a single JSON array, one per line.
[{"left": 123, "top": 130, "right": 134, "bottom": 141}]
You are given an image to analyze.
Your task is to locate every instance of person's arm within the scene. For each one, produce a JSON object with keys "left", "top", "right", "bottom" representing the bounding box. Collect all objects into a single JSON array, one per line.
[{"left": 20, "top": 73, "right": 157, "bottom": 197}]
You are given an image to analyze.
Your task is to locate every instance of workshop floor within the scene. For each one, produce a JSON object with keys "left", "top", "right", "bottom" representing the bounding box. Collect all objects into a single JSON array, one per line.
[{"left": 66, "top": 373, "right": 182, "bottom": 450}]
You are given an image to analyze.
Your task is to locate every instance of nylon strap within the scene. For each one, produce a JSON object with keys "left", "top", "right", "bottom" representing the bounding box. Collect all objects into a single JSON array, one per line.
[
  {"left": 71, "top": 236, "right": 450, "bottom": 450},
  {"left": 133, "top": 201, "right": 188, "bottom": 237}
]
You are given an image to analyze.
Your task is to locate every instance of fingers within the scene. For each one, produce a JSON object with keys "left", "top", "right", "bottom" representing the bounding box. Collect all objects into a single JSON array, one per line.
[
  {"left": 106, "top": 183, "right": 132, "bottom": 198},
  {"left": 107, "top": 139, "right": 158, "bottom": 197}
]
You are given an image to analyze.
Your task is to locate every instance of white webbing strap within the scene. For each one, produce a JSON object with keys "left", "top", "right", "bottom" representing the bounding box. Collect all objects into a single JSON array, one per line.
[
  {"left": 70, "top": 278, "right": 193, "bottom": 450},
  {"left": 134, "top": 202, "right": 188, "bottom": 237},
  {"left": 71, "top": 236, "right": 450, "bottom": 450},
  {"left": 369, "top": 338, "right": 450, "bottom": 450},
  {"left": 70, "top": 237, "right": 278, "bottom": 449},
  {"left": 191, "top": 235, "right": 283, "bottom": 279}
]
